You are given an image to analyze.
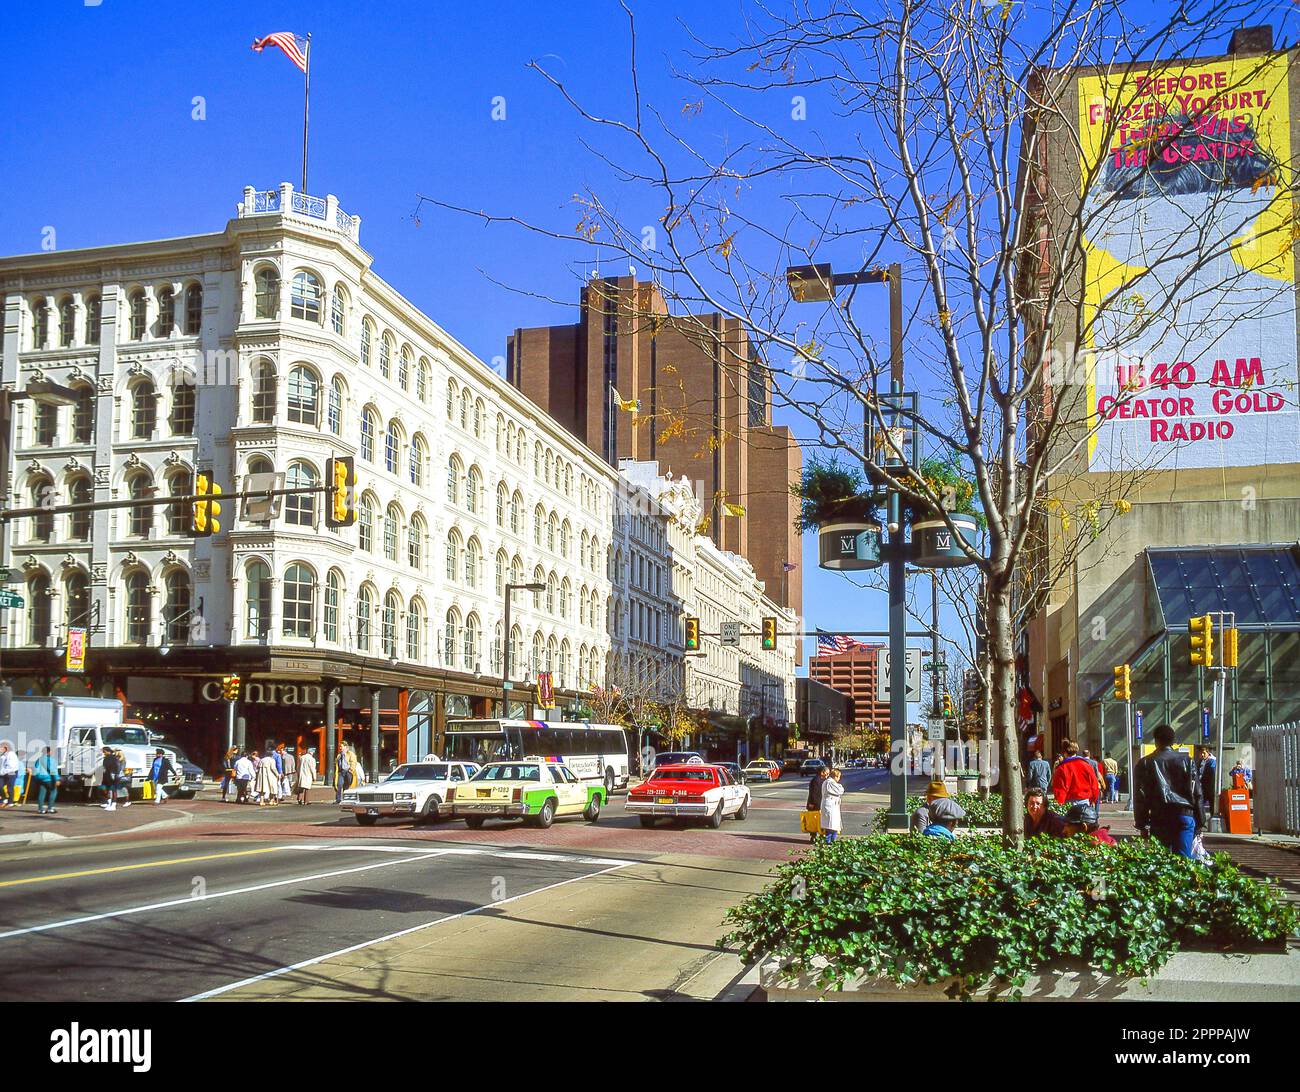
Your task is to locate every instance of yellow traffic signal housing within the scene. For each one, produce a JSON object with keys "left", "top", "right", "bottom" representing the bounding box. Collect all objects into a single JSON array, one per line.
[
  {"left": 1113, "top": 663, "right": 1131, "bottom": 702},
  {"left": 684, "top": 617, "right": 700, "bottom": 651},
  {"left": 325, "top": 456, "right": 357, "bottom": 528},
  {"left": 1223, "top": 628, "right": 1239, "bottom": 668},
  {"left": 192, "top": 474, "right": 222, "bottom": 536},
  {"left": 942, "top": 692, "right": 954, "bottom": 718},
  {"left": 221, "top": 674, "right": 241, "bottom": 701},
  {"left": 1188, "top": 614, "right": 1214, "bottom": 667},
  {"left": 761, "top": 616, "right": 778, "bottom": 650}
]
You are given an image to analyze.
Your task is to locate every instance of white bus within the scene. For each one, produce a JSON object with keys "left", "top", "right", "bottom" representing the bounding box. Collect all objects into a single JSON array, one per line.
[{"left": 443, "top": 720, "right": 630, "bottom": 793}]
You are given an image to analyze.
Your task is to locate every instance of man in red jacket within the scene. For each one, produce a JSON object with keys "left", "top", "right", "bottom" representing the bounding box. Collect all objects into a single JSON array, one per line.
[{"left": 1051, "top": 739, "right": 1102, "bottom": 808}]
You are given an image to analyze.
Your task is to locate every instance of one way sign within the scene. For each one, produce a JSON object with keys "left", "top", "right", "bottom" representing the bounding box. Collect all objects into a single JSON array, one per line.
[{"left": 876, "top": 648, "right": 922, "bottom": 703}]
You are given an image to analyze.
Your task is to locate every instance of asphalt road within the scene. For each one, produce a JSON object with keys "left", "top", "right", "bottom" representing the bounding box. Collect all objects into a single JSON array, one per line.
[{"left": 0, "top": 767, "right": 888, "bottom": 1001}]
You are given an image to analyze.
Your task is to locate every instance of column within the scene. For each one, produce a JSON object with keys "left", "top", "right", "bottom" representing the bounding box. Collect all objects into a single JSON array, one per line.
[{"left": 369, "top": 686, "right": 381, "bottom": 784}]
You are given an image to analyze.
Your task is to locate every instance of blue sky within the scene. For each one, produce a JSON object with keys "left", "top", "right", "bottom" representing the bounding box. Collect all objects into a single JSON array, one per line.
[{"left": 0, "top": 0, "right": 980, "bottom": 687}]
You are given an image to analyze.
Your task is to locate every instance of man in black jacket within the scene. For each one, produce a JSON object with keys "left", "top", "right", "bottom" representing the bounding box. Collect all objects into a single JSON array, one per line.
[{"left": 1134, "top": 724, "right": 1202, "bottom": 859}]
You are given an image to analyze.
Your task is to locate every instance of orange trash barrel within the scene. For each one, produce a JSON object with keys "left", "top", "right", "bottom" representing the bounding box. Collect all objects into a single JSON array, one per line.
[{"left": 1219, "top": 788, "right": 1252, "bottom": 834}]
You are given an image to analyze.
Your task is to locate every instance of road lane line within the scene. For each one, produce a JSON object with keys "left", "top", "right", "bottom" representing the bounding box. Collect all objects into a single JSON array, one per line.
[
  {"left": 0, "top": 846, "right": 288, "bottom": 889},
  {"left": 180, "top": 859, "right": 635, "bottom": 1002},
  {"left": 0, "top": 849, "right": 454, "bottom": 941}
]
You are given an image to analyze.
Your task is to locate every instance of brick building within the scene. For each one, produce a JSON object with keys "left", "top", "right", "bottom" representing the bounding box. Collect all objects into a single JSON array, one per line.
[
  {"left": 506, "top": 276, "right": 802, "bottom": 615},
  {"left": 808, "top": 646, "right": 890, "bottom": 730}
]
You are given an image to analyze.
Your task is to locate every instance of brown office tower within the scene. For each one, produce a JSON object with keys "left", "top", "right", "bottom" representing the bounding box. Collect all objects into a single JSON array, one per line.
[
  {"left": 809, "top": 646, "right": 890, "bottom": 731},
  {"left": 508, "top": 276, "right": 803, "bottom": 613}
]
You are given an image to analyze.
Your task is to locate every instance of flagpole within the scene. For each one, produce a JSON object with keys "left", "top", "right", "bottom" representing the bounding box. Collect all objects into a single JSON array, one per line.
[{"left": 301, "top": 34, "right": 311, "bottom": 194}]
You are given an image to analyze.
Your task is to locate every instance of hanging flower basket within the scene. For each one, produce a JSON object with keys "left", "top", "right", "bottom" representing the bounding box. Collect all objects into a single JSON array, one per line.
[
  {"left": 911, "top": 513, "right": 979, "bottom": 567},
  {"left": 818, "top": 521, "right": 883, "bottom": 570}
]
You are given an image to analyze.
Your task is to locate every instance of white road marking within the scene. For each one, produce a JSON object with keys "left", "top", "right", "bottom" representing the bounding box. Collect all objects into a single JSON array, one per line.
[
  {"left": 0, "top": 844, "right": 631, "bottom": 942},
  {"left": 180, "top": 858, "right": 634, "bottom": 1002}
]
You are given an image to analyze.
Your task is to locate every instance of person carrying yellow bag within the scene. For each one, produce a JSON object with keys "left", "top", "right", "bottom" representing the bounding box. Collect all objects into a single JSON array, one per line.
[{"left": 803, "top": 765, "right": 830, "bottom": 843}]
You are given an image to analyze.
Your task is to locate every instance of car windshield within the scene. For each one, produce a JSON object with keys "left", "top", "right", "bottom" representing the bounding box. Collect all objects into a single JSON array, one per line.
[
  {"left": 474, "top": 764, "right": 541, "bottom": 782},
  {"left": 745, "top": 763, "right": 766, "bottom": 770},
  {"left": 386, "top": 764, "right": 447, "bottom": 781},
  {"left": 648, "top": 768, "right": 716, "bottom": 783},
  {"left": 655, "top": 753, "right": 698, "bottom": 765},
  {"left": 102, "top": 727, "right": 150, "bottom": 746}
]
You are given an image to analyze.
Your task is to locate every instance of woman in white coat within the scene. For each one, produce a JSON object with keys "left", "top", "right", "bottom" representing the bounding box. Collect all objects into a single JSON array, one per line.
[
  {"left": 254, "top": 751, "right": 281, "bottom": 807},
  {"left": 294, "top": 747, "right": 317, "bottom": 805},
  {"left": 820, "top": 768, "right": 845, "bottom": 843}
]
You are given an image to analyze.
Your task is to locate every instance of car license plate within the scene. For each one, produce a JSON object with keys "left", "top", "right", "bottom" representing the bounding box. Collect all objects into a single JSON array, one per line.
[
  {"left": 477, "top": 789, "right": 491, "bottom": 798},
  {"left": 366, "top": 808, "right": 380, "bottom": 816},
  {"left": 657, "top": 796, "right": 674, "bottom": 804}
]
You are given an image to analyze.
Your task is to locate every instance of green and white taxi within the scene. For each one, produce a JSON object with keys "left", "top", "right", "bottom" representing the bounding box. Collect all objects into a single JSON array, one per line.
[{"left": 447, "top": 759, "right": 605, "bottom": 829}]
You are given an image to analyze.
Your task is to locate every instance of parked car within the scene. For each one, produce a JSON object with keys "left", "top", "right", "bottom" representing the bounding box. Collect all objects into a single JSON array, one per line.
[
  {"left": 743, "top": 759, "right": 781, "bottom": 783},
  {"left": 626, "top": 763, "right": 750, "bottom": 828},
  {"left": 447, "top": 760, "right": 605, "bottom": 829},
  {"left": 340, "top": 761, "right": 479, "bottom": 826},
  {"left": 651, "top": 751, "right": 705, "bottom": 768},
  {"left": 799, "top": 758, "right": 827, "bottom": 777},
  {"left": 717, "top": 761, "right": 748, "bottom": 784}
]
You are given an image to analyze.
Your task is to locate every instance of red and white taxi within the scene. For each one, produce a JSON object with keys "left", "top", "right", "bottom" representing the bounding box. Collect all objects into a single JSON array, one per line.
[
  {"left": 626, "top": 763, "right": 750, "bottom": 828},
  {"left": 743, "top": 758, "right": 781, "bottom": 783}
]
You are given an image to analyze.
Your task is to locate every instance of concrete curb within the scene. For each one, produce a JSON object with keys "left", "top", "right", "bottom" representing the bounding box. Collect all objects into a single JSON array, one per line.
[
  {"left": 0, "top": 809, "right": 196, "bottom": 847},
  {"left": 714, "top": 960, "right": 763, "bottom": 1002}
]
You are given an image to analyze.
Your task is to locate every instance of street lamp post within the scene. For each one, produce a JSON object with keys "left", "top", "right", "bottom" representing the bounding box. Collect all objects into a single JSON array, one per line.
[{"left": 502, "top": 581, "right": 545, "bottom": 718}]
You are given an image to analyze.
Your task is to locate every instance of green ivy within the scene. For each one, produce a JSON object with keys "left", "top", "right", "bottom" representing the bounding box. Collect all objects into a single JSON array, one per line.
[{"left": 721, "top": 836, "right": 1297, "bottom": 998}]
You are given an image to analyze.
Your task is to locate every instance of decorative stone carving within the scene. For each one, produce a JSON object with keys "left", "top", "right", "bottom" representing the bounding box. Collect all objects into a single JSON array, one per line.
[
  {"left": 91, "top": 564, "right": 107, "bottom": 584},
  {"left": 94, "top": 467, "right": 109, "bottom": 487},
  {"left": 163, "top": 551, "right": 181, "bottom": 567},
  {"left": 164, "top": 451, "right": 182, "bottom": 467},
  {"left": 63, "top": 458, "right": 82, "bottom": 474},
  {"left": 194, "top": 561, "right": 211, "bottom": 579},
  {"left": 124, "top": 453, "right": 142, "bottom": 470},
  {"left": 97, "top": 375, "right": 113, "bottom": 393}
]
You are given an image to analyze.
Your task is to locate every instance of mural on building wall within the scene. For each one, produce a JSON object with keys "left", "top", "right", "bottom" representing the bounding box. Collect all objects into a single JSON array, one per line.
[{"left": 1079, "top": 53, "right": 1300, "bottom": 471}]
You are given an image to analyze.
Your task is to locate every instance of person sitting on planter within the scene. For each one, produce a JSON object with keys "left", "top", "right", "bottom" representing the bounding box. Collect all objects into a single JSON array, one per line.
[
  {"left": 1050, "top": 739, "right": 1102, "bottom": 809},
  {"left": 909, "top": 780, "right": 950, "bottom": 834},
  {"left": 921, "top": 797, "right": 965, "bottom": 839},
  {"left": 1024, "top": 786, "right": 1066, "bottom": 838},
  {"left": 1059, "top": 802, "right": 1117, "bottom": 846}
]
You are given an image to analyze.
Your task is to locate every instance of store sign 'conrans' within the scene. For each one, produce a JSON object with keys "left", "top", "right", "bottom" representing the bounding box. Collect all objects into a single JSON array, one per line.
[{"left": 200, "top": 681, "right": 324, "bottom": 707}]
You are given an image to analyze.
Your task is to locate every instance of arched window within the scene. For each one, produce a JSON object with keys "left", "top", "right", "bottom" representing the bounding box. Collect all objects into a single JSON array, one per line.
[
  {"left": 511, "top": 555, "right": 524, "bottom": 587},
  {"left": 282, "top": 564, "right": 313, "bottom": 636},
  {"left": 358, "top": 494, "right": 376, "bottom": 552},
  {"left": 446, "top": 379, "right": 457, "bottom": 420},
  {"left": 446, "top": 456, "right": 461, "bottom": 504},
  {"left": 128, "top": 291, "right": 147, "bottom": 340},
  {"left": 58, "top": 297, "right": 76, "bottom": 346},
  {"left": 356, "top": 585, "right": 374, "bottom": 651},
  {"left": 465, "top": 537, "right": 481, "bottom": 587},
  {"left": 155, "top": 287, "right": 175, "bottom": 338},
  {"left": 27, "top": 571, "right": 51, "bottom": 645},
  {"left": 379, "top": 587, "right": 400, "bottom": 657},
  {"left": 531, "top": 632, "right": 544, "bottom": 676},
  {"left": 385, "top": 421, "right": 401, "bottom": 474},
  {"left": 65, "top": 570, "right": 90, "bottom": 631},
  {"left": 496, "top": 482, "right": 507, "bottom": 527},
  {"left": 464, "top": 613, "right": 480, "bottom": 670},
  {"left": 560, "top": 520, "right": 571, "bottom": 558},
  {"left": 250, "top": 360, "right": 276, "bottom": 424},
  {"left": 559, "top": 578, "right": 571, "bottom": 621},
  {"left": 125, "top": 570, "right": 151, "bottom": 643},
  {"left": 383, "top": 504, "right": 400, "bottom": 561},
  {"left": 417, "top": 358, "right": 430, "bottom": 402},
  {"left": 169, "top": 377, "right": 195, "bottom": 435},
  {"left": 409, "top": 435, "right": 426, "bottom": 486},
  {"left": 331, "top": 284, "right": 347, "bottom": 335},
  {"left": 580, "top": 531, "right": 589, "bottom": 569},
  {"left": 33, "top": 401, "right": 57, "bottom": 446},
  {"left": 495, "top": 550, "right": 507, "bottom": 596},
  {"left": 360, "top": 318, "right": 373, "bottom": 366},
  {"left": 510, "top": 492, "right": 523, "bottom": 535},
  {"left": 254, "top": 267, "right": 279, "bottom": 319},
  {"left": 546, "top": 572, "right": 558, "bottom": 615},
  {"left": 324, "top": 569, "right": 343, "bottom": 643},
  {"left": 184, "top": 283, "right": 203, "bottom": 334},
  {"left": 289, "top": 271, "right": 322, "bottom": 323},
  {"left": 564, "top": 464, "right": 573, "bottom": 496},
  {"left": 85, "top": 295, "right": 101, "bottom": 345},
  {"left": 579, "top": 586, "right": 588, "bottom": 628},
  {"left": 360, "top": 407, "right": 378, "bottom": 462},
  {"left": 466, "top": 466, "right": 481, "bottom": 514},
  {"left": 496, "top": 414, "right": 507, "bottom": 453},
  {"left": 127, "top": 471, "right": 153, "bottom": 538},
  {"left": 510, "top": 625, "right": 523, "bottom": 677},
  {"left": 559, "top": 640, "right": 571, "bottom": 688},
  {"left": 167, "top": 470, "right": 192, "bottom": 535},
  {"left": 379, "top": 333, "right": 392, "bottom": 379},
  {"left": 245, "top": 560, "right": 271, "bottom": 639},
  {"left": 491, "top": 622, "right": 503, "bottom": 674},
  {"left": 68, "top": 476, "right": 93, "bottom": 540},
  {"left": 287, "top": 366, "right": 321, "bottom": 426},
  {"left": 445, "top": 530, "right": 461, "bottom": 582},
  {"left": 444, "top": 610, "right": 459, "bottom": 665},
  {"left": 163, "top": 569, "right": 192, "bottom": 644},
  {"left": 131, "top": 379, "right": 157, "bottom": 439},
  {"left": 534, "top": 442, "right": 543, "bottom": 478},
  {"left": 532, "top": 566, "right": 545, "bottom": 609},
  {"left": 474, "top": 398, "right": 484, "bottom": 438},
  {"left": 407, "top": 599, "right": 425, "bottom": 661},
  {"left": 546, "top": 636, "right": 557, "bottom": 674},
  {"left": 545, "top": 450, "right": 553, "bottom": 485},
  {"left": 398, "top": 347, "right": 411, "bottom": 390},
  {"left": 286, "top": 461, "right": 318, "bottom": 526},
  {"left": 31, "top": 297, "right": 50, "bottom": 349},
  {"left": 460, "top": 389, "right": 472, "bottom": 430},
  {"left": 547, "top": 513, "right": 558, "bottom": 553},
  {"left": 533, "top": 506, "right": 544, "bottom": 546},
  {"left": 328, "top": 376, "right": 344, "bottom": 436},
  {"left": 408, "top": 514, "right": 425, "bottom": 568}
]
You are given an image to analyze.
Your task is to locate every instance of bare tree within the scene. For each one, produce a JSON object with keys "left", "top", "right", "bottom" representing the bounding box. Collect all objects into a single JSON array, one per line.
[{"left": 428, "top": 0, "right": 1298, "bottom": 841}]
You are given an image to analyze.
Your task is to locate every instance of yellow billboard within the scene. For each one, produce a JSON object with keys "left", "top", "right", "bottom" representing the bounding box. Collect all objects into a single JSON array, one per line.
[{"left": 1078, "top": 53, "right": 1300, "bottom": 470}]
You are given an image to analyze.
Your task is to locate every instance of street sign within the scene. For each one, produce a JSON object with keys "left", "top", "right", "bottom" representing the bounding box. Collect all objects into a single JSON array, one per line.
[
  {"left": 1135, "top": 710, "right": 1144, "bottom": 740},
  {"left": 1202, "top": 707, "right": 1211, "bottom": 741},
  {"left": 926, "top": 718, "right": 945, "bottom": 742},
  {"left": 0, "top": 568, "right": 20, "bottom": 584},
  {"left": 0, "top": 590, "right": 24, "bottom": 609},
  {"left": 877, "top": 648, "right": 922, "bottom": 703},
  {"left": 720, "top": 621, "right": 741, "bottom": 646},
  {"left": 241, "top": 471, "right": 286, "bottom": 521}
]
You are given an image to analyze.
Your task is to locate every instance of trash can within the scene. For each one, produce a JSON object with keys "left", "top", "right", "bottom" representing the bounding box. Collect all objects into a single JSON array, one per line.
[{"left": 1219, "top": 787, "right": 1252, "bottom": 834}]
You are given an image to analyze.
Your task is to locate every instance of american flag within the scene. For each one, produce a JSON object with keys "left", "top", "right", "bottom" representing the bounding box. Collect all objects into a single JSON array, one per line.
[
  {"left": 251, "top": 32, "right": 309, "bottom": 73},
  {"left": 816, "top": 633, "right": 872, "bottom": 655}
]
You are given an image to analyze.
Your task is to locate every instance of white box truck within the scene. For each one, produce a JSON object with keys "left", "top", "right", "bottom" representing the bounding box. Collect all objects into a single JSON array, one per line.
[{"left": 5, "top": 696, "right": 174, "bottom": 799}]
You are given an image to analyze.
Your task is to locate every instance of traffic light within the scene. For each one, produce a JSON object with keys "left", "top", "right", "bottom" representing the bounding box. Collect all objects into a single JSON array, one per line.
[
  {"left": 192, "top": 473, "right": 222, "bottom": 536},
  {"left": 1188, "top": 614, "right": 1214, "bottom": 667},
  {"left": 942, "top": 692, "right": 954, "bottom": 718},
  {"left": 325, "top": 456, "right": 357, "bottom": 527},
  {"left": 221, "top": 674, "right": 241, "bottom": 701},
  {"left": 1223, "top": 627, "right": 1239, "bottom": 668},
  {"left": 1113, "top": 663, "right": 1131, "bottom": 702},
  {"left": 684, "top": 617, "right": 700, "bottom": 651},
  {"left": 761, "top": 616, "right": 778, "bottom": 651}
]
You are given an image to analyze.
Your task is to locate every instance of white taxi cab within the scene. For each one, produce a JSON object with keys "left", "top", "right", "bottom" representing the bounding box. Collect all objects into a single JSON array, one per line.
[
  {"left": 447, "top": 759, "right": 606, "bottom": 829},
  {"left": 340, "top": 760, "right": 479, "bottom": 826}
]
